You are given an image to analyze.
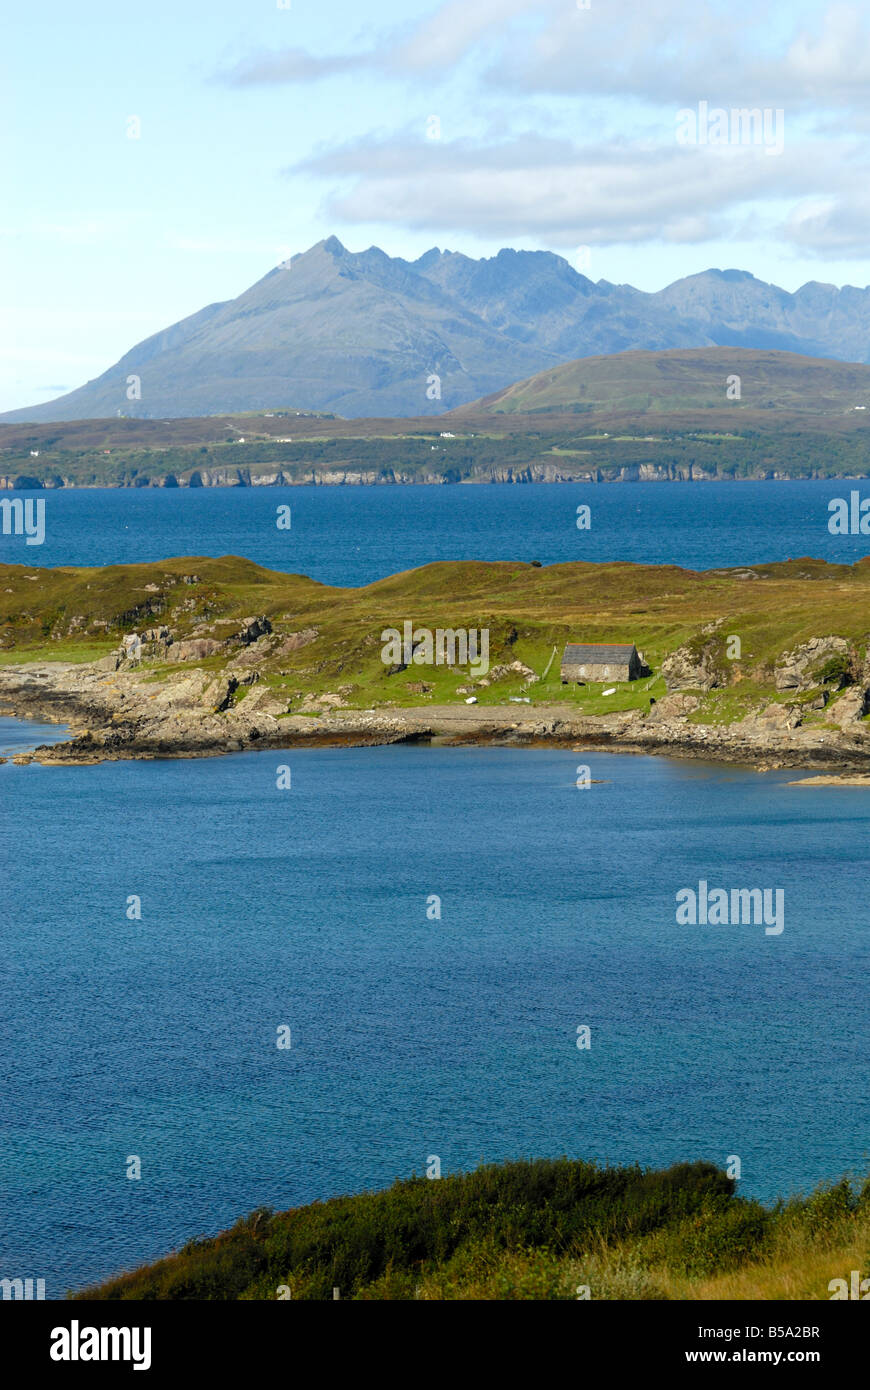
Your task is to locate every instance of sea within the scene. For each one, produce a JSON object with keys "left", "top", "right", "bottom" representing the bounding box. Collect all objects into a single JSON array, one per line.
[
  {"left": 1, "top": 479, "right": 869, "bottom": 1295},
  {"left": 1, "top": 478, "right": 868, "bottom": 583}
]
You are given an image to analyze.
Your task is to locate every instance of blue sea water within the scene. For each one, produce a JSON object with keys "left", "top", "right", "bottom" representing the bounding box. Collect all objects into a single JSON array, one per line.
[
  {"left": 1, "top": 479, "right": 869, "bottom": 584},
  {"left": 2, "top": 737, "right": 868, "bottom": 1295},
  {"left": 0, "top": 716, "right": 69, "bottom": 758}
]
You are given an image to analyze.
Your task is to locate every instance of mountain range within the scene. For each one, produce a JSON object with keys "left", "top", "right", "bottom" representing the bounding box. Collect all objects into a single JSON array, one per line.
[{"left": 7, "top": 237, "right": 870, "bottom": 422}]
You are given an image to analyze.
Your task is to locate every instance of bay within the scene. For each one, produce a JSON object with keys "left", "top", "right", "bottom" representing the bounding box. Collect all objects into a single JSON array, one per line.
[{"left": 1, "top": 744, "right": 867, "bottom": 1295}]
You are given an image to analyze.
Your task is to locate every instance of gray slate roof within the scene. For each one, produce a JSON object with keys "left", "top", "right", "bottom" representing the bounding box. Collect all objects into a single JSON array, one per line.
[{"left": 562, "top": 643, "right": 637, "bottom": 663}]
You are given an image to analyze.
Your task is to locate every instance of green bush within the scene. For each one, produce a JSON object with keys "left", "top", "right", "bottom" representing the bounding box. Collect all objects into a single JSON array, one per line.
[
  {"left": 814, "top": 654, "right": 853, "bottom": 687},
  {"left": 76, "top": 1161, "right": 870, "bottom": 1301},
  {"left": 77, "top": 1157, "right": 735, "bottom": 1301},
  {"left": 652, "top": 1200, "right": 771, "bottom": 1278}
]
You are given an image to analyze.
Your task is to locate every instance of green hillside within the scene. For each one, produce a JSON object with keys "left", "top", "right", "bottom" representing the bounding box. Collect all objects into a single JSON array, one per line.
[
  {"left": 3, "top": 554, "right": 870, "bottom": 731},
  {"left": 75, "top": 1156, "right": 870, "bottom": 1301},
  {"left": 472, "top": 347, "right": 870, "bottom": 416}
]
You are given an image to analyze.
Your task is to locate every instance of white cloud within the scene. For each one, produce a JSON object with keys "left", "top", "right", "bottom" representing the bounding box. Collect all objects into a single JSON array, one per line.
[
  {"left": 219, "top": 1, "right": 870, "bottom": 110},
  {"left": 781, "top": 2, "right": 870, "bottom": 101},
  {"left": 423, "top": 0, "right": 870, "bottom": 112},
  {"left": 225, "top": 1, "right": 870, "bottom": 259},
  {"left": 295, "top": 130, "right": 859, "bottom": 248},
  {"left": 218, "top": 0, "right": 538, "bottom": 85},
  {"left": 388, "top": 0, "right": 536, "bottom": 72},
  {"left": 220, "top": 46, "right": 366, "bottom": 86},
  {"left": 782, "top": 193, "right": 870, "bottom": 256}
]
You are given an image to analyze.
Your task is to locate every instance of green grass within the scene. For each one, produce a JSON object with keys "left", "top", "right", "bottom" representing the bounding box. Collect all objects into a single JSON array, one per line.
[
  {"left": 73, "top": 1156, "right": 870, "bottom": 1301},
  {"left": 551, "top": 674, "right": 666, "bottom": 714},
  {"left": 0, "top": 639, "right": 116, "bottom": 665},
  {"left": 686, "top": 682, "right": 775, "bottom": 725}
]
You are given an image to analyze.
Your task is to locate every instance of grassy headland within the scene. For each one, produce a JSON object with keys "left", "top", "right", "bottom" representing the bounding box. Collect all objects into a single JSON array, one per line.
[
  {"left": 2, "top": 555, "right": 869, "bottom": 770},
  {"left": 75, "top": 1156, "right": 870, "bottom": 1300},
  {"left": 1, "top": 553, "right": 869, "bottom": 722}
]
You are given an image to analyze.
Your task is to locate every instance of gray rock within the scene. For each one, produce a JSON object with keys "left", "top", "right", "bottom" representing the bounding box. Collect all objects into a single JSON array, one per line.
[
  {"left": 774, "top": 636, "right": 850, "bottom": 691},
  {"left": 488, "top": 660, "right": 538, "bottom": 682},
  {"left": 750, "top": 703, "right": 803, "bottom": 729},
  {"left": 234, "top": 616, "right": 272, "bottom": 646},
  {"left": 661, "top": 624, "right": 726, "bottom": 691},
  {"left": 168, "top": 638, "right": 222, "bottom": 661},
  {"left": 647, "top": 692, "right": 700, "bottom": 721},
  {"left": 276, "top": 628, "right": 319, "bottom": 655}
]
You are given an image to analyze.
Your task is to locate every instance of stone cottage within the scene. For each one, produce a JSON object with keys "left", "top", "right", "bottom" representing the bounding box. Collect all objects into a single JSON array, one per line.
[{"left": 561, "top": 642, "right": 644, "bottom": 683}]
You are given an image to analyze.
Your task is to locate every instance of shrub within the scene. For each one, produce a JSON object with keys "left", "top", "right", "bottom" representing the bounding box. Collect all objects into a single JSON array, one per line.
[{"left": 814, "top": 654, "right": 853, "bottom": 687}]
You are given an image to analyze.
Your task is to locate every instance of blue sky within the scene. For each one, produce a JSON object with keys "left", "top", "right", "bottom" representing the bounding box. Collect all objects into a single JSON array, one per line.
[{"left": 4, "top": 0, "right": 870, "bottom": 411}]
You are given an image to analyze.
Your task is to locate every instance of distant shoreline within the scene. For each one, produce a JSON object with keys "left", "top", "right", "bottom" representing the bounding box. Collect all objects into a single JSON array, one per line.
[
  {"left": 4, "top": 468, "right": 870, "bottom": 491},
  {"left": 6, "top": 373, "right": 870, "bottom": 491}
]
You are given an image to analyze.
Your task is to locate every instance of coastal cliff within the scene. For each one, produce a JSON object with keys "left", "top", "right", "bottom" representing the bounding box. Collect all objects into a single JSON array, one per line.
[{"left": 0, "top": 460, "right": 837, "bottom": 490}]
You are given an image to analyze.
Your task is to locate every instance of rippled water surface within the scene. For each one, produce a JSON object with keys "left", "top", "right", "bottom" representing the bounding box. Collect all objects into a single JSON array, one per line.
[
  {"left": 2, "top": 742, "right": 868, "bottom": 1294},
  {"left": 2, "top": 479, "right": 867, "bottom": 582}
]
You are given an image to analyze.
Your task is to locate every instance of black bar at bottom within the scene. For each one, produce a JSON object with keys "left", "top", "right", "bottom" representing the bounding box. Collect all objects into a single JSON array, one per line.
[{"left": 2, "top": 1298, "right": 862, "bottom": 1375}]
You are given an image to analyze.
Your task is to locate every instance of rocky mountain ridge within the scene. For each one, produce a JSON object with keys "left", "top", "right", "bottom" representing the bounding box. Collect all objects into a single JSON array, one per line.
[{"left": 8, "top": 239, "right": 870, "bottom": 422}]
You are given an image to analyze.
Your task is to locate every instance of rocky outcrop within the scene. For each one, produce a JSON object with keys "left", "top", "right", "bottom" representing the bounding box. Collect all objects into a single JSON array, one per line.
[
  {"left": 169, "top": 638, "right": 222, "bottom": 661},
  {"left": 212, "top": 676, "right": 239, "bottom": 713},
  {"left": 100, "top": 618, "right": 277, "bottom": 667},
  {"left": 229, "top": 639, "right": 270, "bottom": 669},
  {"left": 298, "top": 691, "right": 347, "bottom": 713},
  {"left": 774, "top": 636, "right": 851, "bottom": 691},
  {"left": 233, "top": 616, "right": 272, "bottom": 646},
  {"left": 646, "top": 692, "right": 700, "bottom": 720},
  {"left": 661, "top": 623, "right": 727, "bottom": 691},
  {"left": 486, "top": 660, "right": 539, "bottom": 684},
  {"left": 826, "top": 652, "right": 870, "bottom": 724},
  {"left": 275, "top": 628, "right": 319, "bottom": 656},
  {"left": 746, "top": 702, "right": 804, "bottom": 731}
]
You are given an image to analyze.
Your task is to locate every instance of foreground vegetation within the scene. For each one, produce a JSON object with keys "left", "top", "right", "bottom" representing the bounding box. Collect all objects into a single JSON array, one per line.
[{"left": 76, "top": 1157, "right": 870, "bottom": 1300}]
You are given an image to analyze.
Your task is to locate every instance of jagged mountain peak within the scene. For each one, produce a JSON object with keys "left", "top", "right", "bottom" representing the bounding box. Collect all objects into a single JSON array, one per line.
[{"left": 6, "top": 240, "right": 870, "bottom": 423}]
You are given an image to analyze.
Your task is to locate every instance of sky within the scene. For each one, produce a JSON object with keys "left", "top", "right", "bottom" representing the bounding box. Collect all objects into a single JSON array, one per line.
[{"left": 4, "top": 0, "right": 870, "bottom": 411}]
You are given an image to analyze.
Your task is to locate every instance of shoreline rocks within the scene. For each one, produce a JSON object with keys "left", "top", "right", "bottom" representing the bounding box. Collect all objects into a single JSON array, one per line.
[{"left": 2, "top": 658, "right": 870, "bottom": 774}]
